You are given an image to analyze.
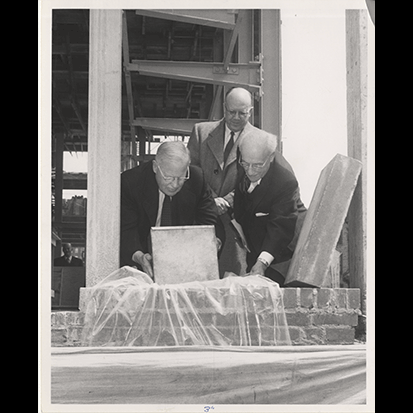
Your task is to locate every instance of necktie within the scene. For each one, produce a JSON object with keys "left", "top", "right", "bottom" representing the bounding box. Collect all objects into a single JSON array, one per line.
[
  {"left": 244, "top": 176, "right": 251, "bottom": 193},
  {"left": 241, "top": 175, "right": 251, "bottom": 195},
  {"left": 160, "top": 195, "right": 172, "bottom": 226},
  {"left": 224, "top": 131, "right": 235, "bottom": 163}
]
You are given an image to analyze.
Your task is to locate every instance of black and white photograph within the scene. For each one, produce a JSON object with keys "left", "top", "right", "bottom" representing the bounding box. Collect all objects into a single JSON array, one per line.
[{"left": 39, "top": 0, "right": 375, "bottom": 411}]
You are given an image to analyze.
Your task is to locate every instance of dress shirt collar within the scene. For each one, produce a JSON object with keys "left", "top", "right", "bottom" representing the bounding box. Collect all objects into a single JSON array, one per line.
[
  {"left": 224, "top": 125, "right": 241, "bottom": 146},
  {"left": 247, "top": 178, "right": 262, "bottom": 193}
]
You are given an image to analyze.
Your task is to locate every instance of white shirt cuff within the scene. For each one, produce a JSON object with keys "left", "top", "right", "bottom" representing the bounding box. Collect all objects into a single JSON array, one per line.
[{"left": 258, "top": 251, "right": 275, "bottom": 266}]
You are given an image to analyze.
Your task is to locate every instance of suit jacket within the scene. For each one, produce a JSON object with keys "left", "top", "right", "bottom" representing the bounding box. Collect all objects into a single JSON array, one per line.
[
  {"left": 120, "top": 161, "right": 224, "bottom": 268},
  {"left": 233, "top": 152, "right": 307, "bottom": 274},
  {"left": 188, "top": 119, "right": 260, "bottom": 207},
  {"left": 54, "top": 256, "right": 83, "bottom": 267}
]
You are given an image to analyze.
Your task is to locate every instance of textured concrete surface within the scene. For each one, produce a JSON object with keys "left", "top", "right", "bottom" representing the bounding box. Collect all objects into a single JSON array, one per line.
[
  {"left": 285, "top": 154, "right": 362, "bottom": 287},
  {"left": 150, "top": 225, "right": 220, "bottom": 284},
  {"left": 86, "top": 10, "right": 122, "bottom": 287}
]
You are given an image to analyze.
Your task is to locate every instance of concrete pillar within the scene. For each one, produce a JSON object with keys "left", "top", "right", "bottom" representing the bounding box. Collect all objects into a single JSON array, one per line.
[
  {"left": 346, "top": 9, "right": 368, "bottom": 330},
  {"left": 86, "top": 9, "right": 122, "bottom": 287}
]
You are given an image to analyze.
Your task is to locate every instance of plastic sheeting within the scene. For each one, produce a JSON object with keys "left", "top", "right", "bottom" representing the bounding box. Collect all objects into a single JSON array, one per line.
[
  {"left": 81, "top": 266, "right": 291, "bottom": 347},
  {"left": 51, "top": 345, "right": 367, "bottom": 405}
]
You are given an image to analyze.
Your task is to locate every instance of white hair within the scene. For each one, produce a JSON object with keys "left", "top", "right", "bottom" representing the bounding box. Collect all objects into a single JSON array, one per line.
[{"left": 239, "top": 130, "right": 278, "bottom": 155}]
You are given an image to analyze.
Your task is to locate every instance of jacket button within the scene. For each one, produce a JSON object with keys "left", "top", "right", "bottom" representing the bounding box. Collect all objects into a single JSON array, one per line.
[{"left": 214, "top": 169, "right": 219, "bottom": 175}]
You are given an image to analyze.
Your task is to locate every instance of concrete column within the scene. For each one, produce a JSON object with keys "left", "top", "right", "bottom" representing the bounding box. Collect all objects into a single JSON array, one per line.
[
  {"left": 346, "top": 10, "right": 367, "bottom": 323},
  {"left": 86, "top": 9, "right": 122, "bottom": 287}
]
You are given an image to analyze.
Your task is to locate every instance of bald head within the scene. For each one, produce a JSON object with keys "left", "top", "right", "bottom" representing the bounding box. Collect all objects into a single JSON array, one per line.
[
  {"left": 62, "top": 243, "right": 73, "bottom": 258},
  {"left": 225, "top": 87, "right": 253, "bottom": 107},
  {"left": 224, "top": 87, "right": 253, "bottom": 132}
]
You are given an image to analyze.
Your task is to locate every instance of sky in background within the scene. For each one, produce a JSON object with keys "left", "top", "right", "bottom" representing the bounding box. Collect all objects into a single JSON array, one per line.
[{"left": 281, "top": 8, "right": 347, "bottom": 206}]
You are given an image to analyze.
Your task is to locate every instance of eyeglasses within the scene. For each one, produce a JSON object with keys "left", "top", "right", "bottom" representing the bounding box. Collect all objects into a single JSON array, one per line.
[
  {"left": 224, "top": 106, "right": 252, "bottom": 118},
  {"left": 156, "top": 163, "right": 190, "bottom": 183},
  {"left": 239, "top": 154, "right": 272, "bottom": 171}
]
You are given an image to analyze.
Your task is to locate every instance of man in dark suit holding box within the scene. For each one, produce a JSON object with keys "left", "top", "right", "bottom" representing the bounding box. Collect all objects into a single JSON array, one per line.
[
  {"left": 233, "top": 130, "right": 307, "bottom": 286},
  {"left": 120, "top": 141, "right": 224, "bottom": 279}
]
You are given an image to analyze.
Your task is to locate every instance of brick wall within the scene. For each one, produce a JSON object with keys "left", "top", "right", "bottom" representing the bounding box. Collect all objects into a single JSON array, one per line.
[
  {"left": 283, "top": 288, "right": 361, "bottom": 345},
  {"left": 51, "top": 311, "right": 84, "bottom": 347},
  {"left": 51, "top": 287, "right": 361, "bottom": 347}
]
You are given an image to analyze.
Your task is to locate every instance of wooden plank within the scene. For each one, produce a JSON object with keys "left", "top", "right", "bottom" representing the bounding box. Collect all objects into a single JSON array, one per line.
[{"left": 346, "top": 10, "right": 367, "bottom": 321}]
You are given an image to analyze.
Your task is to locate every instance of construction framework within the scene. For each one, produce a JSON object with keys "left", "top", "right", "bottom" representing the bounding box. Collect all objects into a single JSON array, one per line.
[{"left": 50, "top": 9, "right": 368, "bottom": 321}]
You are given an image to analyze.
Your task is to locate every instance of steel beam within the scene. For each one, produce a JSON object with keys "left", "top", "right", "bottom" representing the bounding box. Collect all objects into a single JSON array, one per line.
[
  {"left": 135, "top": 9, "right": 237, "bottom": 30},
  {"left": 208, "top": 10, "right": 248, "bottom": 120},
  {"left": 237, "top": 10, "right": 253, "bottom": 64},
  {"left": 132, "top": 118, "right": 209, "bottom": 135},
  {"left": 128, "top": 60, "right": 261, "bottom": 92},
  {"left": 259, "top": 10, "right": 282, "bottom": 142}
]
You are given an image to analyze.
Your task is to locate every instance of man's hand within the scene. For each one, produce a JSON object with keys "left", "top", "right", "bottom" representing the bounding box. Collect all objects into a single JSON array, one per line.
[
  {"left": 215, "top": 197, "right": 229, "bottom": 215},
  {"left": 132, "top": 251, "right": 154, "bottom": 279},
  {"left": 249, "top": 259, "right": 267, "bottom": 276}
]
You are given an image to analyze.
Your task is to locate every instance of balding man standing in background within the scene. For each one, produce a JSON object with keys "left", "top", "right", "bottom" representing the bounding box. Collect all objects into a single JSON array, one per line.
[{"left": 188, "top": 87, "right": 260, "bottom": 277}]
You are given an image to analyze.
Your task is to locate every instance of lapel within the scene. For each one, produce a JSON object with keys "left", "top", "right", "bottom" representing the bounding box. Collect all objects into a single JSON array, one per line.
[
  {"left": 206, "top": 119, "right": 225, "bottom": 170},
  {"left": 247, "top": 161, "right": 275, "bottom": 213},
  {"left": 142, "top": 165, "right": 159, "bottom": 226},
  {"left": 223, "top": 122, "right": 253, "bottom": 169}
]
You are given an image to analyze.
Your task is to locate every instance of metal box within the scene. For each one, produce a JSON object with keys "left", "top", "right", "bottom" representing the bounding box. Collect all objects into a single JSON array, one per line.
[{"left": 150, "top": 225, "right": 219, "bottom": 284}]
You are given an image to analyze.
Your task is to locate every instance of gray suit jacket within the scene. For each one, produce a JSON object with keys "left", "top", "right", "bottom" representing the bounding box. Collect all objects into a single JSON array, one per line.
[{"left": 187, "top": 119, "right": 259, "bottom": 207}]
